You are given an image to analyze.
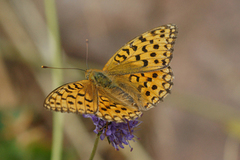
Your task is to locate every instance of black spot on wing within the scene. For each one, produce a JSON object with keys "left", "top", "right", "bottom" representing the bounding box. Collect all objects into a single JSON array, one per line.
[
  {"left": 135, "top": 55, "right": 140, "bottom": 61},
  {"left": 142, "top": 60, "right": 148, "bottom": 67},
  {"left": 68, "top": 101, "right": 74, "bottom": 105},
  {"left": 114, "top": 48, "right": 130, "bottom": 63},
  {"left": 142, "top": 46, "right": 148, "bottom": 52},
  {"left": 68, "top": 85, "right": 74, "bottom": 90},
  {"left": 115, "top": 110, "right": 121, "bottom": 113},
  {"left": 101, "top": 107, "right": 107, "bottom": 111},
  {"left": 144, "top": 82, "right": 148, "bottom": 88},
  {"left": 64, "top": 88, "right": 72, "bottom": 93},
  {"left": 154, "top": 59, "right": 159, "bottom": 64},
  {"left": 73, "top": 83, "right": 83, "bottom": 89},
  {"left": 78, "top": 93, "right": 85, "bottom": 96},
  {"left": 132, "top": 45, "right": 138, "bottom": 51},
  {"left": 160, "top": 34, "right": 165, "bottom": 38},
  {"left": 67, "top": 95, "right": 76, "bottom": 99},
  {"left": 161, "top": 59, "right": 167, "bottom": 65},
  {"left": 152, "top": 73, "right": 158, "bottom": 78},
  {"left": 57, "top": 92, "right": 63, "bottom": 96},
  {"left": 151, "top": 30, "right": 157, "bottom": 36},
  {"left": 150, "top": 52, "right": 156, "bottom": 57},
  {"left": 152, "top": 85, "right": 157, "bottom": 90},
  {"left": 85, "top": 98, "right": 93, "bottom": 102},
  {"left": 145, "top": 91, "right": 150, "bottom": 96},
  {"left": 139, "top": 35, "right": 147, "bottom": 42},
  {"left": 153, "top": 44, "right": 159, "bottom": 49},
  {"left": 122, "top": 48, "right": 130, "bottom": 55},
  {"left": 137, "top": 85, "right": 144, "bottom": 92},
  {"left": 147, "top": 77, "right": 152, "bottom": 82},
  {"left": 99, "top": 96, "right": 109, "bottom": 102},
  {"left": 129, "top": 75, "right": 140, "bottom": 82}
]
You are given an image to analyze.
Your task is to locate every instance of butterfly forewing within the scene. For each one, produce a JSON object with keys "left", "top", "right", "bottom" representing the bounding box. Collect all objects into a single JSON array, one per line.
[
  {"left": 44, "top": 80, "right": 98, "bottom": 114},
  {"left": 103, "top": 24, "right": 177, "bottom": 75}
]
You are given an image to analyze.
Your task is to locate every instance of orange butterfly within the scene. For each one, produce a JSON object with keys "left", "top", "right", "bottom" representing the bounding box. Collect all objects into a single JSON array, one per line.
[{"left": 44, "top": 24, "right": 178, "bottom": 122}]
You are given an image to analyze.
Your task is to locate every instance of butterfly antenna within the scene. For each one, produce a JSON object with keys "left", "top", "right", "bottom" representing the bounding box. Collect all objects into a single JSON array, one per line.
[
  {"left": 41, "top": 66, "right": 86, "bottom": 72},
  {"left": 86, "top": 39, "right": 89, "bottom": 69}
]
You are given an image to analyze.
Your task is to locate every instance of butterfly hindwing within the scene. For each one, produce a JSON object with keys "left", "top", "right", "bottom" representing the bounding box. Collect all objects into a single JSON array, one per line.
[
  {"left": 95, "top": 91, "right": 142, "bottom": 122},
  {"left": 103, "top": 24, "right": 177, "bottom": 75},
  {"left": 122, "top": 66, "right": 174, "bottom": 110}
]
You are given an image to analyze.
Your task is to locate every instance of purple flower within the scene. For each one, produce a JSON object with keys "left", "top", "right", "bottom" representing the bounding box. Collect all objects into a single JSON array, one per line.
[{"left": 83, "top": 114, "right": 141, "bottom": 151}]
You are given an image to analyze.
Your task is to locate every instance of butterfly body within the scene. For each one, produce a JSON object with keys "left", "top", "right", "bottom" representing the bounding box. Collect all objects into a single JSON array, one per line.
[
  {"left": 86, "top": 69, "right": 140, "bottom": 110},
  {"left": 86, "top": 69, "right": 112, "bottom": 88},
  {"left": 44, "top": 24, "right": 178, "bottom": 122}
]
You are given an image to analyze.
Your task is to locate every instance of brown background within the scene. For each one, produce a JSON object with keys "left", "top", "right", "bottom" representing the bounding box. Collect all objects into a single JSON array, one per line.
[{"left": 0, "top": 0, "right": 240, "bottom": 160}]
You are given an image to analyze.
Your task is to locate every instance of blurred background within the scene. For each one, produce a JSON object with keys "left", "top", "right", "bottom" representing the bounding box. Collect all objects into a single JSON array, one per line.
[{"left": 0, "top": 0, "right": 240, "bottom": 160}]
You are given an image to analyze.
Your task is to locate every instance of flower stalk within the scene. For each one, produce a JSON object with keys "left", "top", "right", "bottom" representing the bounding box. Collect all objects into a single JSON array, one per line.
[{"left": 44, "top": 0, "right": 64, "bottom": 160}]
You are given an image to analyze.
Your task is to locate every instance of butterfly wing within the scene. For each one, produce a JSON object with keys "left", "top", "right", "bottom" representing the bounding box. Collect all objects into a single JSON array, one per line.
[
  {"left": 115, "top": 66, "right": 174, "bottom": 111},
  {"left": 44, "top": 80, "right": 142, "bottom": 122},
  {"left": 103, "top": 24, "right": 177, "bottom": 75},
  {"left": 44, "top": 80, "right": 98, "bottom": 115},
  {"left": 95, "top": 90, "right": 142, "bottom": 122},
  {"left": 102, "top": 24, "right": 177, "bottom": 111}
]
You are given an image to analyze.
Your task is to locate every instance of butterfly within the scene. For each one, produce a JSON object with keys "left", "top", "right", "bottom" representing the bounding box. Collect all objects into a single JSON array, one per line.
[{"left": 44, "top": 24, "right": 178, "bottom": 123}]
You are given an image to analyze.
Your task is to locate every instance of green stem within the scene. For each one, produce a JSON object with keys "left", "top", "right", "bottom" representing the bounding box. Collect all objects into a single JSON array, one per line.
[
  {"left": 51, "top": 113, "right": 64, "bottom": 160},
  {"left": 44, "top": 0, "right": 63, "bottom": 160},
  {"left": 89, "top": 133, "right": 101, "bottom": 160}
]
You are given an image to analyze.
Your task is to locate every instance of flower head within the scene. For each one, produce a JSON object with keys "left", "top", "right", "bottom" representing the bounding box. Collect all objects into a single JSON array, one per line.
[{"left": 83, "top": 114, "right": 141, "bottom": 151}]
